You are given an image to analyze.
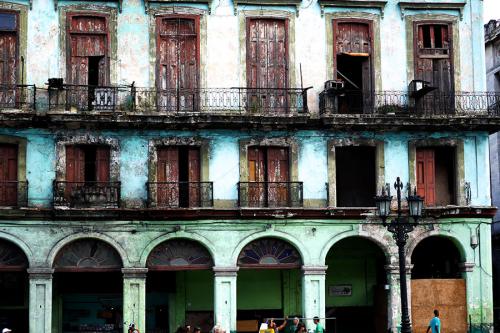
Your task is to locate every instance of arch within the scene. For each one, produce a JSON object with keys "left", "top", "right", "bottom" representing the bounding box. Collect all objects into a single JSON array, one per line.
[
  {"left": 0, "top": 238, "right": 29, "bottom": 270},
  {"left": 231, "top": 230, "right": 310, "bottom": 267},
  {"left": 139, "top": 231, "right": 217, "bottom": 267},
  {"left": 0, "top": 232, "right": 33, "bottom": 267},
  {"left": 406, "top": 230, "right": 467, "bottom": 264},
  {"left": 146, "top": 238, "right": 213, "bottom": 271},
  {"left": 47, "top": 232, "right": 130, "bottom": 268},
  {"left": 320, "top": 228, "right": 394, "bottom": 266},
  {"left": 53, "top": 238, "right": 123, "bottom": 272}
]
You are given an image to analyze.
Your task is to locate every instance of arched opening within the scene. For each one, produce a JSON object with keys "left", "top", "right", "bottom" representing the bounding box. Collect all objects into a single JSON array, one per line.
[
  {"left": 410, "top": 236, "right": 466, "bottom": 333},
  {"left": 146, "top": 239, "right": 214, "bottom": 333},
  {"left": 324, "top": 237, "right": 387, "bottom": 333},
  {"left": 52, "top": 238, "right": 123, "bottom": 333},
  {"left": 0, "top": 239, "right": 29, "bottom": 332},
  {"left": 236, "top": 237, "right": 302, "bottom": 333}
]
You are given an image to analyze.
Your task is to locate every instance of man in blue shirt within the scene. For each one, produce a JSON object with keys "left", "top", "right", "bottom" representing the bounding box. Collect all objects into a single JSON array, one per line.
[{"left": 426, "top": 309, "right": 441, "bottom": 333}]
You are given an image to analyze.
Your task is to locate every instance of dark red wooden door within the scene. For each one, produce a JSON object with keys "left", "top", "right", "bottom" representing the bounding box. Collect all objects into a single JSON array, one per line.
[
  {"left": 335, "top": 21, "right": 371, "bottom": 55},
  {"left": 247, "top": 18, "right": 288, "bottom": 113},
  {"left": 0, "top": 12, "right": 18, "bottom": 108},
  {"left": 248, "top": 147, "right": 266, "bottom": 206},
  {"left": 187, "top": 147, "right": 200, "bottom": 207},
  {"left": 95, "top": 146, "right": 110, "bottom": 182},
  {"left": 66, "top": 145, "right": 85, "bottom": 183},
  {"left": 0, "top": 144, "right": 17, "bottom": 206},
  {"left": 267, "top": 147, "right": 289, "bottom": 206},
  {"left": 157, "top": 17, "right": 199, "bottom": 112},
  {"left": 68, "top": 15, "right": 108, "bottom": 109},
  {"left": 157, "top": 146, "right": 180, "bottom": 206},
  {"left": 416, "top": 148, "right": 436, "bottom": 206}
]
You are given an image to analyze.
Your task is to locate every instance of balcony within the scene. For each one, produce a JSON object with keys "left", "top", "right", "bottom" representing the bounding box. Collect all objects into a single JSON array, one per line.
[
  {"left": 0, "top": 181, "right": 28, "bottom": 207},
  {"left": 147, "top": 181, "right": 214, "bottom": 208},
  {"left": 133, "top": 87, "right": 310, "bottom": 115},
  {"left": 53, "top": 181, "right": 121, "bottom": 208},
  {"left": 238, "top": 181, "right": 303, "bottom": 208},
  {"left": 0, "top": 84, "right": 36, "bottom": 111},
  {"left": 319, "top": 90, "right": 500, "bottom": 116},
  {"left": 48, "top": 84, "right": 131, "bottom": 113}
]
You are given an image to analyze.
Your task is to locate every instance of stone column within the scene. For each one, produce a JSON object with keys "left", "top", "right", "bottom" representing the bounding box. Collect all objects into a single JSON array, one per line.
[
  {"left": 386, "top": 263, "right": 412, "bottom": 333},
  {"left": 28, "top": 267, "right": 53, "bottom": 333},
  {"left": 213, "top": 266, "right": 238, "bottom": 333},
  {"left": 122, "top": 268, "right": 148, "bottom": 333},
  {"left": 301, "top": 266, "right": 327, "bottom": 330}
]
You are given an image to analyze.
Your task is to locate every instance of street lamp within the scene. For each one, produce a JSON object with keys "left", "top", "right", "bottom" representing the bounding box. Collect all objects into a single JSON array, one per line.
[{"left": 374, "top": 177, "right": 424, "bottom": 333}]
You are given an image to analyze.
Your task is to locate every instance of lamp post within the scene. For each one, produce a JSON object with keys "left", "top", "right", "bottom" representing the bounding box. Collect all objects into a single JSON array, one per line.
[{"left": 374, "top": 177, "right": 424, "bottom": 333}]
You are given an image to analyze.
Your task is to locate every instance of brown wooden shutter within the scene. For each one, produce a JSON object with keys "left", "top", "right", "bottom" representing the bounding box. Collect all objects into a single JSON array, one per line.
[
  {"left": 335, "top": 21, "right": 371, "bottom": 55},
  {"left": 157, "top": 147, "right": 179, "bottom": 206},
  {"left": 157, "top": 17, "right": 199, "bottom": 111},
  {"left": 247, "top": 147, "right": 266, "bottom": 206},
  {"left": 0, "top": 144, "right": 18, "bottom": 205},
  {"left": 267, "top": 147, "right": 289, "bottom": 206},
  {"left": 188, "top": 147, "right": 200, "bottom": 207},
  {"left": 66, "top": 145, "right": 85, "bottom": 183},
  {"left": 96, "top": 146, "right": 110, "bottom": 182},
  {"left": 0, "top": 13, "right": 18, "bottom": 108},
  {"left": 416, "top": 148, "right": 436, "bottom": 206}
]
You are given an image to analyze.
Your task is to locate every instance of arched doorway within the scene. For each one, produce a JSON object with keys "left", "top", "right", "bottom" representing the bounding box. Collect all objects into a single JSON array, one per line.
[
  {"left": 0, "top": 239, "right": 29, "bottom": 332},
  {"left": 324, "top": 237, "right": 387, "bottom": 333},
  {"left": 52, "top": 238, "right": 123, "bottom": 333},
  {"left": 146, "top": 239, "right": 214, "bottom": 333},
  {"left": 236, "top": 237, "right": 302, "bottom": 333},
  {"left": 410, "top": 236, "right": 466, "bottom": 333}
]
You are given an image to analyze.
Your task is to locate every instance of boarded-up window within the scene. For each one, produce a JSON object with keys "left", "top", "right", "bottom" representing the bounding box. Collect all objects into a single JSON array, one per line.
[
  {"left": 66, "top": 145, "right": 110, "bottom": 183},
  {"left": 414, "top": 23, "right": 453, "bottom": 92},
  {"left": 416, "top": 147, "right": 455, "bottom": 207},
  {"left": 247, "top": 146, "right": 290, "bottom": 207},
  {"left": 0, "top": 11, "right": 18, "bottom": 108},
  {"left": 0, "top": 144, "right": 18, "bottom": 206},
  {"left": 156, "top": 16, "right": 199, "bottom": 111},
  {"left": 246, "top": 18, "right": 288, "bottom": 113},
  {"left": 157, "top": 146, "right": 200, "bottom": 207}
]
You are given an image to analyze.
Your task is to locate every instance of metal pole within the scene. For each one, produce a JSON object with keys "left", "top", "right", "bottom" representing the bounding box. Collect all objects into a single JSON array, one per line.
[{"left": 397, "top": 228, "right": 412, "bottom": 333}]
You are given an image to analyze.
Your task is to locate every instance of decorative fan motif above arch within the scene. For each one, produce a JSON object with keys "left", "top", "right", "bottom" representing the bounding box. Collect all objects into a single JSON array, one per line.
[
  {"left": 238, "top": 238, "right": 301, "bottom": 268},
  {"left": 53, "top": 239, "right": 122, "bottom": 272},
  {"left": 0, "top": 240, "right": 28, "bottom": 271},
  {"left": 147, "top": 239, "right": 213, "bottom": 270}
]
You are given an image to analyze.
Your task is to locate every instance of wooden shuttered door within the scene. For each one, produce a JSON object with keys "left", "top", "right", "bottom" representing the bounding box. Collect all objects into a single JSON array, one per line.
[
  {"left": 66, "top": 145, "right": 85, "bottom": 183},
  {"left": 414, "top": 23, "right": 453, "bottom": 92},
  {"left": 247, "top": 147, "right": 289, "bottom": 207},
  {"left": 157, "top": 17, "right": 199, "bottom": 112},
  {"left": 66, "top": 145, "right": 110, "bottom": 182},
  {"left": 0, "top": 144, "right": 18, "bottom": 206},
  {"left": 0, "top": 12, "right": 18, "bottom": 108},
  {"left": 157, "top": 146, "right": 200, "bottom": 207},
  {"left": 246, "top": 18, "right": 288, "bottom": 113},
  {"left": 416, "top": 148, "right": 436, "bottom": 206}
]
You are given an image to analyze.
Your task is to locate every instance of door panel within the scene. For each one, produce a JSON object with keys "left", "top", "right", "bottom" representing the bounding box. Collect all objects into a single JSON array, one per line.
[
  {"left": 247, "top": 19, "right": 288, "bottom": 113},
  {"left": 247, "top": 147, "right": 266, "bottom": 207},
  {"left": 267, "top": 147, "right": 289, "bottom": 207},
  {"left": 0, "top": 144, "right": 17, "bottom": 205},
  {"left": 0, "top": 24, "right": 18, "bottom": 107},
  {"left": 157, "top": 146, "right": 179, "bottom": 206},
  {"left": 416, "top": 148, "right": 436, "bottom": 206},
  {"left": 65, "top": 145, "right": 85, "bottom": 202},
  {"left": 95, "top": 146, "right": 110, "bottom": 182},
  {"left": 187, "top": 147, "right": 201, "bottom": 207},
  {"left": 157, "top": 17, "right": 199, "bottom": 112}
]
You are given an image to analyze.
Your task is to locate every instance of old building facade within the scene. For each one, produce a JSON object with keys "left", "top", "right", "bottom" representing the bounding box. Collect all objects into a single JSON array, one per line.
[{"left": 0, "top": 0, "right": 497, "bottom": 333}]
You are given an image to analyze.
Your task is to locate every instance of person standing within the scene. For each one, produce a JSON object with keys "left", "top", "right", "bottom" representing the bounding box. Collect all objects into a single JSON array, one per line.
[
  {"left": 426, "top": 309, "right": 441, "bottom": 333},
  {"left": 313, "top": 316, "right": 324, "bottom": 333}
]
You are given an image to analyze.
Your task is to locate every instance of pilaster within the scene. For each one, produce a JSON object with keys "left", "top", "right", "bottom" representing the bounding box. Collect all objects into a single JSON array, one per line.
[
  {"left": 385, "top": 264, "right": 412, "bottom": 333},
  {"left": 122, "top": 268, "right": 148, "bottom": 333},
  {"left": 213, "top": 266, "right": 239, "bottom": 333},
  {"left": 301, "top": 266, "right": 327, "bottom": 330},
  {"left": 28, "top": 268, "right": 54, "bottom": 333}
]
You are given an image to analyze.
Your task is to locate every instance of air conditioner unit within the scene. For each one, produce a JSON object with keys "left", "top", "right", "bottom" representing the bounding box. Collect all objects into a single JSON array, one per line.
[{"left": 324, "top": 80, "right": 344, "bottom": 91}]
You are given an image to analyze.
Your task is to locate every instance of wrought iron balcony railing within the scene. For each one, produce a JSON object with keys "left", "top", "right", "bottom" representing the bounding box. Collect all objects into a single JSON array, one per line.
[
  {"left": 147, "top": 181, "right": 213, "bottom": 208},
  {"left": 319, "top": 90, "right": 500, "bottom": 116},
  {"left": 48, "top": 84, "right": 132, "bottom": 112},
  {"left": 132, "top": 87, "right": 310, "bottom": 114},
  {"left": 238, "top": 181, "right": 303, "bottom": 208},
  {"left": 0, "top": 181, "right": 28, "bottom": 207},
  {"left": 53, "top": 181, "right": 121, "bottom": 208},
  {"left": 0, "top": 84, "right": 36, "bottom": 111}
]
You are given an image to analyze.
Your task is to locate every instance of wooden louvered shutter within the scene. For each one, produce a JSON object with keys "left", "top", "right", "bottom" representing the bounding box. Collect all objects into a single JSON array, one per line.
[
  {"left": 416, "top": 148, "right": 436, "bottom": 206},
  {"left": 188, "top": 147, "right": 200, "bottom": 207},
  {"left": 66, "top": 146, "right": 85, "bottom": 183},
  {"left": 247, "top": 147, "right": 266, "bottom": 206},
  {"left": 157, "top": 147, "right": 179, "bottom": 206},
  {"left": 96, "top": 146, "right": 110, "bottom": 182},
  {"left": 0, "top": 12, "right": 18, "bottom": 108},
  {"left": 267, "top": 147, "right": 289, "bottom": 207},
  {"left": 0, "top": 144, "right": 18, "bottom": 205}
]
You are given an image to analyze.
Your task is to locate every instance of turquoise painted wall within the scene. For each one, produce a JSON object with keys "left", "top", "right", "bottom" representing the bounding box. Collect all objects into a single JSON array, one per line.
[{"left": 0, "top": 128, "right": 490, "bottom": 207}]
